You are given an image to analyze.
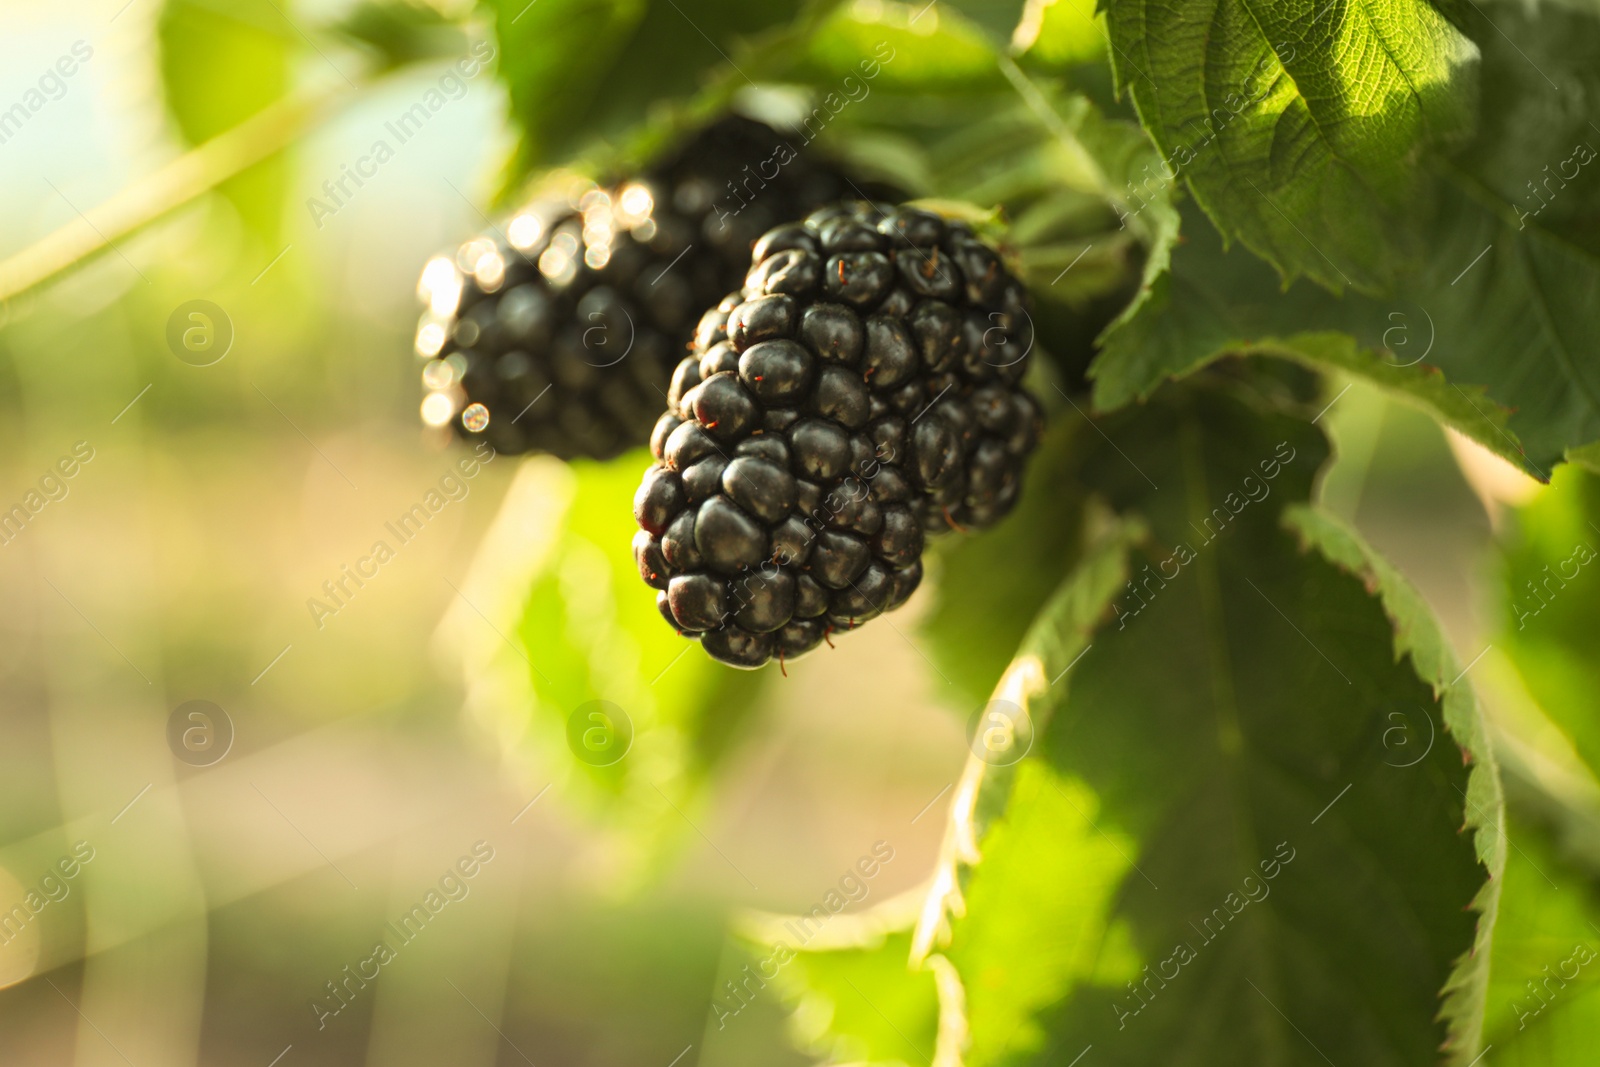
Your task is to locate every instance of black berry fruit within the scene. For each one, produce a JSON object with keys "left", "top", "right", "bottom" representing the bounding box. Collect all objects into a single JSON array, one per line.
[
  {"left": 413, "top": 116, "right": 878, "bottom": 460},
  {"left": 632, "top": 202, "right": 1042, "bottom": 669}
]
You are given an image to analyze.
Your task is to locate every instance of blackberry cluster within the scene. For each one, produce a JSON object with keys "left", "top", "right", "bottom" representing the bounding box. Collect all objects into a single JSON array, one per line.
[
  {"left": 413, "top": 116, "right": 870, "bottom": 460},
  {"left": 632, "top": 202, "right": 1042, "bottom": 669}
]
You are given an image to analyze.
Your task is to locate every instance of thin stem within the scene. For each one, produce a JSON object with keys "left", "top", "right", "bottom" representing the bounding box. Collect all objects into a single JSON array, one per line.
[
  {"left": 996, "top": 55, "right": 1124, "bottom": 212},
  {"left": 0, "top": 81, "right": 352, "bottom": 304}
]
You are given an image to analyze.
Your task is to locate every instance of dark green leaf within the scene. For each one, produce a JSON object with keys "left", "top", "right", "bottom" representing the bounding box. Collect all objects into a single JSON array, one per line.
[
  {"left": 330, "top": 0, "right": 469, "bottom": 70},
  {"left": 939, "top": 0, "right": 1029, "bottom": 46},
  {"left": 484, "top": 0, "right": 835, "bottom": 183},
  {"left": 913, "top": 382, "right": 1501, "bottom": 1064},
  {"left": 1089, "top": 203, "right": 1529, "bottom": 473}
]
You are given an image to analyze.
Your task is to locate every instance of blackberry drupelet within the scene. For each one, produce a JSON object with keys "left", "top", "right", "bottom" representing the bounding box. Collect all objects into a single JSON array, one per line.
[
  {"left": 632, "top": 202, "right": 1042, "bottom": 669},
  {"left": 413, "top": 116, "right": 867, "bottom": 460}
]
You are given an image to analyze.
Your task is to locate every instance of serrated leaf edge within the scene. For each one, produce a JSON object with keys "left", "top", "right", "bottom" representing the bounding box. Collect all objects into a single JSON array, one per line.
[{"left": 1283, "top": 503, "right": 1506, "bottom": 1065}]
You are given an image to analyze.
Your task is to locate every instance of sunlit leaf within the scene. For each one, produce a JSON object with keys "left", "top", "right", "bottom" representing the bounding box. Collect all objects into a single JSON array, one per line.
[
  {"left": 157, "top": 0, "right": 294, "bottom": 242},
  {"left": 1104, "top": 0, "right": 1478, "bottom": 292},
  {"left": 1091, "top": 0, "right": 1600, "bottom": 477},
  {"left": 440, "top": 456, "right": 767, "bottom": 884}
]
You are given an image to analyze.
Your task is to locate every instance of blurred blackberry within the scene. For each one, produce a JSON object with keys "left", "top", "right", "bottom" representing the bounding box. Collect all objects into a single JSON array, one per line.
[
  {"left": 413, "top": 116, "right": 873, "bottom": 460},
  {"left": 630, "top": 202, "right": 1041, "bottom": 669}
]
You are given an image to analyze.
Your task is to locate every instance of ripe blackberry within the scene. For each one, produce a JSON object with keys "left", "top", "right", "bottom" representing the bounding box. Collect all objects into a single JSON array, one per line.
[
  {"left": 631, "top": 202, "right": 1041, "bottom": 669},
  {"left": 412, "top": 116, "right": 870, "bottom": 460}
]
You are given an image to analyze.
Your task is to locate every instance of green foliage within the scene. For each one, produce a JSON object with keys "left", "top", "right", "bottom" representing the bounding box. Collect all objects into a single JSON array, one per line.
[
  {"left": 780, "top": 380, "right": 1503, "bottom": 1064},
  {"left": 937, "top": 0, "right": 1029, "bottom": 45},
  {"left": 1016, "top": 0, "right": 1108, "bottom": 70},
  {"left": 1497, "top": 467, "right": 1600, "bottom": 774},
  {"left": 1092, "top": 0, "right": 1600, "bottom": 476},
  {"left": 470, "top": 456, "right": 768, "bottom": 872},
  {"left": 783, "top": 4, "right": 1179, "bottom": 381},
  {"left": 122, "top": 0, "right": 1600, "bottom": 1054},
  {"left": 1089, "top": 201, "right": 1529, "bottom": 472},
  {"left": 1103, "top": 0, "right": 1477, "bottom": 292},
  {"left": 332, "top": 0, "right": 471, "bottom": 70},
  {"left": 921, "top": 417, "right": 1091, "bottom": 707},
  {"left": 1478, "top": 816, "right": 1600, "bottom": 1063},
  {"left": 157, "top": 0, "right": 294, "bottom": 241},
  {"left": 483, "top": 0, "right": 837, "bottom": 184},
  {"left": 762, "top": 928, "right": 940, "bottom": 1066},
  {"left": 1469, "top": 467, "right": 1600, "bottom": 1062}
]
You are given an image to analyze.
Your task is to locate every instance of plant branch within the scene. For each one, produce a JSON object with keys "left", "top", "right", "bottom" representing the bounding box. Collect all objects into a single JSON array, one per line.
[{"left": 0, "top": 82, "right": 352, "bottom": 304}]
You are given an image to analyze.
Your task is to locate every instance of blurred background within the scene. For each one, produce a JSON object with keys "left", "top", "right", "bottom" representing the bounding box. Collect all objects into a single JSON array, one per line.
[{"left": 0, "top": 1, "right": 1574, "bottom": 1065}]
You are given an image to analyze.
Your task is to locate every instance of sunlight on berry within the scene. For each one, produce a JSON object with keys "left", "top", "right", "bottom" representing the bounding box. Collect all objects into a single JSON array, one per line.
[{"left": 507, "top": 213, "right": 543, "bottom": 250}]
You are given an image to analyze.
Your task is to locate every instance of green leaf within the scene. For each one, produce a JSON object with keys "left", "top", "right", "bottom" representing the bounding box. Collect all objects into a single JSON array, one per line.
[
  {"left": 157, "top": 0, "right": 294, "bottom": 242},
  {"left": 1476, "top": 814, "right": 1600, "bottom": 1062},
  {"left": 485, "top": 0, "right": 835, "bottom": 183},
  {"left": 939, "top": 0, "right": 1030, "bottom": 46},
  {"left": 1498, "top": 466, "right": 1600, "bottom": 792},
  {"left": 914, "top": 381, "right": 1501, "bottom": 1064},
  {"left": 1447, "top": 0, "right": 1600, "bottom": 262},
  {"left": 790, "top": 4, "right": 1005, "bottom": 94},
  {"left": 1476, "top": 466, "right": 1600, "bottom": 1062},
  {"left": 330, "top": 0, "right": 469, "bottom": 70},
  {"left": 442, "top": 455, "right": 766, "bottom": 883},
  {"left": 482, "top": 0, "right": 646, "bottom": 180},
  {"left": 746, "top": 924, "right": 941, "bottom": 1067},
  {"left": 921, "top": 417, "right": 1093, "bottom": 708},
  {"left": 1281, "top": 504, "right": 1504, "bottom": 1053},
  {"left": 1365, "top": 166, "right": 1600, "bottom": 481},
  {"left": 1015, "top": 0, "right": 1108, "bottom": 70},
  {"left": 1104, "top": 0, "right": 1478, "bottom": 292},
  {"left": 1088, "top": 207, "right": 1528, "bottom": 473},
  {"left": 1092, "top": 0, "right": 1600, "bottom": 476}
]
